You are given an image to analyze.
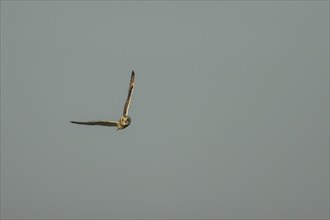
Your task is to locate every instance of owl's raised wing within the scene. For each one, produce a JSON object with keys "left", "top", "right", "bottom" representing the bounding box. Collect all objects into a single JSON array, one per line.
[{"left": 123, "top": 71, "right": 135, "bottom": 116}]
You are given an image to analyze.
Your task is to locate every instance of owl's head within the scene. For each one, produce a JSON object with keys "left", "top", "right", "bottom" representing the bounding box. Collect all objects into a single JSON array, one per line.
[{"left": 118, "top": 115, "right": 131, "bottom": 129}]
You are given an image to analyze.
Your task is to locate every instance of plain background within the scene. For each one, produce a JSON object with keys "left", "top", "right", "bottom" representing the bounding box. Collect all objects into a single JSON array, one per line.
[{"left": 1, "top": 1, "right": 329, "bottom": 219}]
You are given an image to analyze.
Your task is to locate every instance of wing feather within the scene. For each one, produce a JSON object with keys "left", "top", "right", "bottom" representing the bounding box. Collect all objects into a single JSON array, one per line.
[
  {"left": 123, "top": 71, "right": 135, "bottom": 116},
  {"left": 71, "top": 120, "right": 118, "bottom": 127}
]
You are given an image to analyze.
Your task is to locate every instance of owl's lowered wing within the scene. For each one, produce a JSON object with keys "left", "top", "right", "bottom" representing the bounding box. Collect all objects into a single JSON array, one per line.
[
  {"left": 70, "top": 120, "right": 118, "bottom": 127},
  {"left": 123, "top": 71, "right": 135, "bottom": 116}
]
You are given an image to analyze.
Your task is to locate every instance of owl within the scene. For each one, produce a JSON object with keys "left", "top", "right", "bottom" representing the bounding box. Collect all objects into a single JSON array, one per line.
[{"left": 71, "top": 71, "right": 135, "bottom": 130}]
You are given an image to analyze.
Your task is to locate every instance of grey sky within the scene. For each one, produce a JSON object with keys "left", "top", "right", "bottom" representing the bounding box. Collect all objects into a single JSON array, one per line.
[{"left": 1, "top": 1, "right": 329, "bottom": 219}]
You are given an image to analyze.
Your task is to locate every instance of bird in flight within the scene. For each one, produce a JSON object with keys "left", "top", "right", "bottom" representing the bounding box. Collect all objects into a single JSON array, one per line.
[{"left": 71, "top": 70, "right": 135, "bottom": 130}]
